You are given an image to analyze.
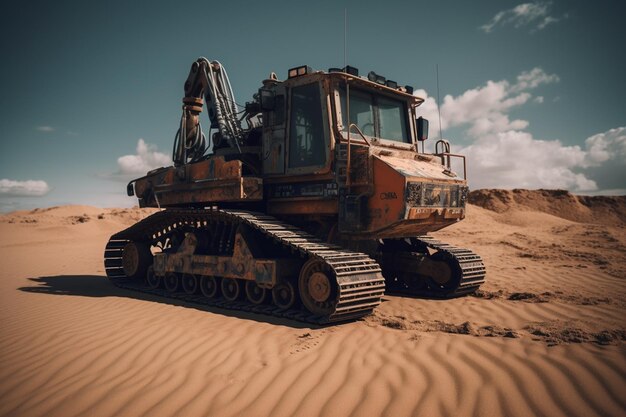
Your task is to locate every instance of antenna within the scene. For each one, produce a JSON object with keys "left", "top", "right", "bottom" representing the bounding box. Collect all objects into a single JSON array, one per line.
[
  {"left": 344, "top": 8, "right": 352, "bottom": 189},
  {"left": 436, "top": 64, "right": 443, "bottom": 141},
  {"left": 344, "top": 8, "right": 347, "bottom": 69},
  {"left": 344, "top": 8, "right": 350, "bottom": 144}
]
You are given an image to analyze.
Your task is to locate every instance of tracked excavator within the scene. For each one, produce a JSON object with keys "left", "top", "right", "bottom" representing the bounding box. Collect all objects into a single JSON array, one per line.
[{"left": 104, "top": 58, "right": 486, "bottom": 324}]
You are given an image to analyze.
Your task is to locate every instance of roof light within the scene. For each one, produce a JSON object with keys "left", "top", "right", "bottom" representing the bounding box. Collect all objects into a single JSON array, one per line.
[
  {"left": 288, "top": 65, "right": 312, "bottom": 78},
  {"left": 343, "top": 65, "right": 359, "bottom": 76},
  {"left": 404, "top": 85, "right": 414, "bottom": 94},
  {"left": 385, "top": 79, "right": 398, "bottom": 89},
  {"left": 329, "top": 66, "right": 359, "bottom": 77},
  {"left": 367, "top": 71, "right": 386, "bottom": 85}
]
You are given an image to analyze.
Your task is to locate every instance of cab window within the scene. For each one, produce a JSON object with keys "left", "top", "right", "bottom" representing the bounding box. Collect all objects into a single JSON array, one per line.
[
  {"left": 339, "top": 86, "right": 410, "bottom": 143},
  {"left": 288, "top": 83, "right": 326, "bottom": 169},
  {"left": 340, "top": 89, "right": 375, "bottom": 137}
]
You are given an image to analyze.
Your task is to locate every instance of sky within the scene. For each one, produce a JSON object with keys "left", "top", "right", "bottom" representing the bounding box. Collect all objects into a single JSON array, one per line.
[{"left": 1, "top": 0, "right": 625, "bottom": 211}]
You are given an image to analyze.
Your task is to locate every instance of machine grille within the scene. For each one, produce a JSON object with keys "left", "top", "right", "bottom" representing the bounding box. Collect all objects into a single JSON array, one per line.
[{"left": 406, "top": 182, "right": 468, "bottom": 208}]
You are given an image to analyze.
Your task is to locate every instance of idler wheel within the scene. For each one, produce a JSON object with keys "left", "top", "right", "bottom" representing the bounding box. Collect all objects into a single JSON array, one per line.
[
  {"left": 221, "top": 278, "right": 241, "bottom": 301},
  {"left": 122, "top": 241, "right": 152, "bottom": 280},
  {"left": 164, "top": 272, "right": 180, "bottom": 293},
  {"left": 298, "top": 258, "right": 338, "bottom": 316},
  {"left": 146, "top": 266, "right": 161, "bottom": 289},
  {"left": 200, "top": 276, "right": 219, "bottom": 298},
  {"left": 245, "top": 281, "right": 268, "bottom": 305},
  {"left": 271, "top": 281, "right": 296, "bottom": 310},
  {"left": 426, "top": 252, "right": 461, "bottom": 294},
  {"left": 181, "top": 273, "right": 199, "bottom": 294}
]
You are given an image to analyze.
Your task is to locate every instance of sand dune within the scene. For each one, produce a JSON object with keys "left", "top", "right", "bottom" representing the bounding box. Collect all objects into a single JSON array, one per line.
[
  {"left": 468, "top": 188, "right": 626, "bottom": 226},
  {"left": 0, "top": 191, "right": 624, "bottom": 417}
]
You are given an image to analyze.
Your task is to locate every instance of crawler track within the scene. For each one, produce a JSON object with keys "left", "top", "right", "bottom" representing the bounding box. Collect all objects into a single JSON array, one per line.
[
  {"left": 381, "top": 236, "right": 486, "bottom": 298},
  {"left": 415, "top": 235, "right": 486, "bottom": 296},
  {"left": 104, "top": 209, "right": 385, "bottom": 324}
]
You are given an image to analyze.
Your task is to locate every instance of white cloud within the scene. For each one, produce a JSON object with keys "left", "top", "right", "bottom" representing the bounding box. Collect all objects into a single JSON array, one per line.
[
  {"left": 0, "top": 179, "right": 51, "bottom": 196},
  {"left": 116, "top": 139, "right": 172, "bottom": 176},
  {"left": 36, "top": 126, "right": 55, "bottom": 132},
  {"left": 460, "top": 131, "right": 596, "bottom": 191},
  {"left": 480, "top": 2, "right": 566, "bottom": 33},
  {"left": 583, "top": 127, "right": 626, "bottom": 166},
  {"left": 414, "top": 69, "right": 622, "bottom": 192},
  {"left": 511, "top": 67, "right": 560, "bottom": 92},
  {"left": 536, "top": 15, "right": 559, "bottom": 31},
  {"left": 443, "top": 81, "right": 531, "bottom": 135},
  {"left": 416, "top": 67, "right": 558, "bottom": 137}
]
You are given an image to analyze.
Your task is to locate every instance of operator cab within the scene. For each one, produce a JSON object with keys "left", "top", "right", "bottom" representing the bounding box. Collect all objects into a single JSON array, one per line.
[{"left": 260, "top": 65, "right": 426, "bottom": 178}]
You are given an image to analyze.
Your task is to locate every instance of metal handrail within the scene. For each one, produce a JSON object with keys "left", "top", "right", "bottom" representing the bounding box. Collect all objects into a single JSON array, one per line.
[
  {"left": 344, "top": 123, "right": 371, "bottom": 188},
  {"left": 435, "top": 152, "right": 467, "bottom": 180},
  {"left": 435, "top": 139, "right": 450, "bottom": 154},
  {"left": 347, "top": 123, "right": 371, "bottom": 146},
  {"left": 434, "top": 139, "right": 467, "bottom": 179}
]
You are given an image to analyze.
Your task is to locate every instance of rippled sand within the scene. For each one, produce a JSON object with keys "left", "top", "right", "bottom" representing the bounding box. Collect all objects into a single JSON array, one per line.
[{"left": 0, "top": 194, "right": 624, "bottom": 417}]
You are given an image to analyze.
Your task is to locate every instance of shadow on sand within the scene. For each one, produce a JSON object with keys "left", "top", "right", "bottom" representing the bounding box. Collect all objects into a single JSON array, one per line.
[{"left": 19, "top": 275, "right": 318, "bottom": 329}]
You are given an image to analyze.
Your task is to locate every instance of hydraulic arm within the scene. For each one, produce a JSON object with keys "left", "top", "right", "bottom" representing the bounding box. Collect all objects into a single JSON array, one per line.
[{"left": 173, "top": 58, "right": 244, "bottom": 166}]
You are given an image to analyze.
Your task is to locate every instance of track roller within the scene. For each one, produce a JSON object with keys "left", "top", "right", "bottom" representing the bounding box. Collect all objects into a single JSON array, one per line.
[
  {"left": 164, "top": 272, "right": 180, "bottom": 293},
  {"left": 271, "top": 281, "right": 297, "bottom": 310},
  {"left": 181, "top": 273, "right": 199, "bottom": 294},
  {"left": 221, "top": 278, "right": 242, "bottom": 301},
  {"left": 245, "top": 281, "right": 268, "bottom": 305},
  {"left": 200, "top": 276, "right": 219, "bottom": 298}
]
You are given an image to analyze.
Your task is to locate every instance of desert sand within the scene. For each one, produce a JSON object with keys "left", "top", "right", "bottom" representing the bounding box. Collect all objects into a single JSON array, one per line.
[{"left": 0, "top": 190, "right": 624, "bottom": 417}]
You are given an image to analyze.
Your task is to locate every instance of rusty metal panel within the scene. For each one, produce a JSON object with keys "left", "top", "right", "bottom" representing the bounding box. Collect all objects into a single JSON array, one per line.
[
  {"left": 367, "top": 156, "right": 406, "bottom": 231},
  {"left": 338, "top": 155, "right": 469, "bottom": 239},
  {"left": 267, "top": 199, "right": 338, "bottom": 215},
  {"left": 152, "top": 229, "right": 304, "bottom": 287},
  {"left": 376, "top": 154, "right": 464, "bottom": 181},
  {"left": 135, "top": 168, "right": 174, "bottom": 199},
  {"left": 242, "top": 177, "right": 263, "bottom": 199},
  {"left": 348, "top": 145, "right": 370, "bottom": 186},
  {"left": 188, "top": 157, "right": 242, "bottom": 181},
  {"left": 133, "top": 155, "right": 263, "bottom": 207},
  {"left": 264, "top": 130, "right": 286, "bottom": 174},
  {"left": 154, "top": 177, "right": 263, "bottom": 205}
]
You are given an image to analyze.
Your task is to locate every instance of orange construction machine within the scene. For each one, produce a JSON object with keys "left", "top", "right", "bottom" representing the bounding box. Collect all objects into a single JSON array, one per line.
[{"left": 104, "top": 59, "right": 485, "bottom": 324}]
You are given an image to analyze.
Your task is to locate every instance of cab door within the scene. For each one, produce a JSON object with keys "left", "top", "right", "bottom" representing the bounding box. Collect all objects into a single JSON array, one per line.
[
  {"left": 262, "top": 84, "right": 287, "bottom": 175},
  {"left": 285, "top": 82, "right": 330, "bottom": 175}
]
